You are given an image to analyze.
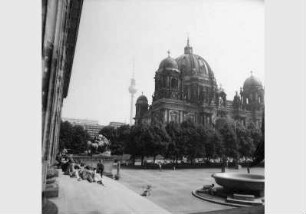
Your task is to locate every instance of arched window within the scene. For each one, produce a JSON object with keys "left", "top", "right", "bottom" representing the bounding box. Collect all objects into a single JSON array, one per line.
[
  {"left": 170, "top": 113, "right": 178, "bottom": 123},
  {"left": 158, "top": 77, "right": 163, "bottom": 88},
  {"left": 171, "top": 78, "right": 178, "bottom": 89},
  {"left": 163, "top": 76, "right": 167, "bottom": 87}
]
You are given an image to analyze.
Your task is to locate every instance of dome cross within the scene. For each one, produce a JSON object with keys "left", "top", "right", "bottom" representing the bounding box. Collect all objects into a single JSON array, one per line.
[{"left": 167, "top": 50, "right": 171, "bottom": 57}]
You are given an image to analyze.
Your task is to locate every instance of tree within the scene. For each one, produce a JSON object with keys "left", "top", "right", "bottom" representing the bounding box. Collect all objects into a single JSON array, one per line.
[
  {"left": 71, "top": 125, "right": 90, "bottom": 154},
  {"left": 213, "top": 130, "right": 224, "bottom": 159},
  {"left": 250, "top": 111, "right": 265, "bottom": 166},
  {"left": 236, "top": 123, "right": 255, "bottom": 161},
  {"left": 165, "top": 122, "right": 182, "bottom": 162},
  {"left": 115, "top": 125, "right": 131, "bottom": 155},
  {"left": 180, "top": 120, "right": 206, "bottom": 164},
  {"left": 148, "top": 124, "right": 170, "bottom": 163},
  {"left": 218, "top": 122, "right": 239, "bottom": 160},
  {"left": 99, "top": 126, "right": 117, "bottom": 153},
  {"left": 205, "top": 126, "right": 223, "bottom": 161},
  {"left": 59, "top": 121, "right": 90, "bottom": 154},
  {"left": 59, "top": 121, "right": 73, "bottom": 151},
  {"left": 126, "top": 124, "right": 147, "bottom": 165},
  {"left": 126, "top": 123, "right": 170, "bottom": 166},
  {"left": 247, "top": 122, "right": 262, "bottom": 148},
  {"left": 99, "top": 126, "right": 117, "bottom": 143}
]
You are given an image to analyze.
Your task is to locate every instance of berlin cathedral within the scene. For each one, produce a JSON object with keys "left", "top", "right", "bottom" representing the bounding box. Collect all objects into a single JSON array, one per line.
[{"left": 134, "top": 39, "right": 264, "bottom": 128}]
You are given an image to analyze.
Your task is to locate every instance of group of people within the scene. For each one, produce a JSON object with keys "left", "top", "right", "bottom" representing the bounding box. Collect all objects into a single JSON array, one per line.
[{"left": 56, "top": 152, "right": 105, "bottom": 186}]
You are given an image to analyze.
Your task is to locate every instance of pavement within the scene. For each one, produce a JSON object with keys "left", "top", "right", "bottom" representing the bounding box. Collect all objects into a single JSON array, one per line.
[
  {"left": 48, "top": 167, "right": 264, "bottom": 214},
  {"left": 190, "top": 205, "right": 264, "bottom": 214},
  {"left": 118, "top": 167, "right": 264, "bottom": 214},
  {"left": 49, "top": 171, "right": 171, "bottom": 214}
]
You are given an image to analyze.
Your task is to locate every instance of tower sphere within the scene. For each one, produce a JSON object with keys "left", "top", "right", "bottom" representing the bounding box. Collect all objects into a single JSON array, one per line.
[
  {"left": 129, "top": 85, "right": 137, "bottom": 94},
  {"left": 129, "top": 78, "right": 137, "bottom": 94}
]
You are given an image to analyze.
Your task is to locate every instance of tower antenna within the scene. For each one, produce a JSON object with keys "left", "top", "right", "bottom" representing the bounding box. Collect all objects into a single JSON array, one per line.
[
  {"left": 128, "top": 58, "right": 137, "bottom": 125},
  {"left": 132, "top": 58, "right": 135, "bottom": 78},
  {"left": 187, "top": 32, "right": 190, "bottom": 46}
]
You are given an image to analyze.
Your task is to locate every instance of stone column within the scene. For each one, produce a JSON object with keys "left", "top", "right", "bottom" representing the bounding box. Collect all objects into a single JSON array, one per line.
[
  {"left": 42, "top": 0, "right": 61, "bottom": 192},
  {"left": 167, "top": 109, "right": 169, "bottom": 122}
]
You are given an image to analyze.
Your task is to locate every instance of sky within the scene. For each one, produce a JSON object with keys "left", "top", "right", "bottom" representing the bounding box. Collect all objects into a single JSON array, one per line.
[{"left": 62, "top": 0, "right": 264, "bottom": 126}]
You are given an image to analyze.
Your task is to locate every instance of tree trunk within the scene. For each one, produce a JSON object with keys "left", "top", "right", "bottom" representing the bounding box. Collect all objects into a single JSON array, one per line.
[
  {"left": 153, "top": 155, "right": 156, "bottom": 164},
  {"left": 132, "top": 156, "right": 135, "bottom": 165},
  {"left": 141, "top": 155, "right": 144, "bottom": 166}
]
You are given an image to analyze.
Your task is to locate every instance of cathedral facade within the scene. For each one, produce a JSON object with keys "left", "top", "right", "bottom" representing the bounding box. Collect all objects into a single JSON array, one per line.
[{"left": 134, "top": 39, "right": 264, "bottom": 128}]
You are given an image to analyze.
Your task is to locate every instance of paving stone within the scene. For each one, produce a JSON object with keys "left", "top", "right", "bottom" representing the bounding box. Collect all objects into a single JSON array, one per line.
[{"left": 118, "top": 167, "right": 264, "bottom": 214}]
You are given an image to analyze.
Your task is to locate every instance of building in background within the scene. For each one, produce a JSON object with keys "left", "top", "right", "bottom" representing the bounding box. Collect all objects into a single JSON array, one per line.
[
  {"left": 135, "top": 39, "right": 264, "bottom": 128},
  {"left": 62, "top": 118, "right": 104, "bottom": 139},
  {"left": 108, "top": 122, "right": 127, "bottom": 129}
]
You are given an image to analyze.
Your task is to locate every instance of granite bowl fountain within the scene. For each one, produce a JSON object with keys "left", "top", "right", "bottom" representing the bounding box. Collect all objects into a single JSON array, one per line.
[
  {"left": 212, "top": 173, "right": 264, "bottom": 195},
  {"left": 192, "top": 173, "right": 265, "bottom": 207}
]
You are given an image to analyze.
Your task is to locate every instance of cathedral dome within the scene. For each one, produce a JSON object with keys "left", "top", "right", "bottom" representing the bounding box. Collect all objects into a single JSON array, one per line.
[
  {"left": 158, "top": 56, "right": 179, "bottom": 72},
  {"left": 136, "top": 95, "right": 148, "bottom": 105},
  {"left": 243, "top": 73, "right": 263, "bottom": 91},
  {"left": 175, "top": 39, "right": 214, "bottom": 79}
]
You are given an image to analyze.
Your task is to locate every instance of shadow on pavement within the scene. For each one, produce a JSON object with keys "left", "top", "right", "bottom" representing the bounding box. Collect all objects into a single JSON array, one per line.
[{"left": 190, "top": 205, "right": 264, "bottom": 214}]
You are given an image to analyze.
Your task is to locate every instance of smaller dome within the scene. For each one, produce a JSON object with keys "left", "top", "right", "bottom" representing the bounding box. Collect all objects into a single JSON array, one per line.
[
  {"left": 243, "top": 73, "right": 263, "bottom": 91},
  {"left": 158, "top": 56, "right": 179, "bottom": 72},
  {"left": 136, "top": 95, "right": 148, "bottom": 104}
]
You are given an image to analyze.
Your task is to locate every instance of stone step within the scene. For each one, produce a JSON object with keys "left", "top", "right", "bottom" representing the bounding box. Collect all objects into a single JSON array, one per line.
[
  {"left": 233, "top": 193, "right": 255, "bottom": 201},
  {"left": 46, "top": 168, "right": 59, "bottom": 179},
  {"left": 226, "top": 196, "right": 263, "bottom": 206},
  {"left": 44, "top": 182, "right": 59, "bottom": 198},
  {"left": 46, "top": 177, "right": 57, "bottom": 185}
]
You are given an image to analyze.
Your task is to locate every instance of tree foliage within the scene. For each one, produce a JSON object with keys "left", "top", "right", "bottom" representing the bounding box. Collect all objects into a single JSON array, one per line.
[
  {"left": 165, "top": 122, "right": 181, "bottom": 161},
  {"left": 59, "top": 116, "right": 264, "bottom": 164},
  {"left": 59, "top": 121, "right": 90, "bottom": 154},
  {"left": 236, "top": 123, "right": 255, "bottom": 159},
  {"left": 114, "top": 125, "right": 131, "bottom": 155},
  {"left": 205, "top": 127, "right": 223, "bottom": 160},
  {"left": 247, "top": 122, "right": 262, "bottom": 148},
  {"left": 218, "top": 122, "right": 239, "bottom": 159}
]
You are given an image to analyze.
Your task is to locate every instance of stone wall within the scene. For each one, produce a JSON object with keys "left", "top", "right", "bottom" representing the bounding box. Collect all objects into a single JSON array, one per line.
[{"left": 42, "top": 0, "right": 84, "bottom": 194}]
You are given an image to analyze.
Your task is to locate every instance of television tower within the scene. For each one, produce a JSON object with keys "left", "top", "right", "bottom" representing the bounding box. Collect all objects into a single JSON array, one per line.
[{"left": 128, "top": 60, "right": 137, "bottom": 125}]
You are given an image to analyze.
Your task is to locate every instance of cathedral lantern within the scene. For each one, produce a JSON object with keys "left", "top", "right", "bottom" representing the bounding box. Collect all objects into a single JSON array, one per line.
[
  {"left": 135, "top": 94, "right": 148, "bottom": 125},
  {"left": 176, "top": 38, "right": 217, "bottom": 104},
  {"left": 153, "top": 51, "right": 181, "bottom": 101},
  {"left": 241, "top": 72, "right": 264, "bottom": 111}
]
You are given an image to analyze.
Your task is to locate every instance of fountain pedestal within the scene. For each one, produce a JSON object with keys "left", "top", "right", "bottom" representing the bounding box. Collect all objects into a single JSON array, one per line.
[{"left": 192, "top": 172, "right": 265, "bottom": 207}]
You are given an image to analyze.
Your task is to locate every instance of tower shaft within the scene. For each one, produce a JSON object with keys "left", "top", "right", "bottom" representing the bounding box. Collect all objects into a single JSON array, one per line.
[{"left": 130, "top": 94, "right": 134, "bottom": 125}]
